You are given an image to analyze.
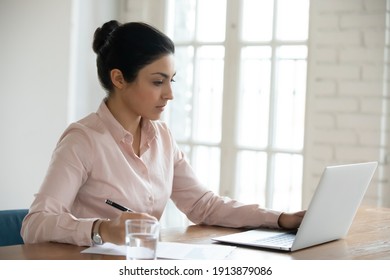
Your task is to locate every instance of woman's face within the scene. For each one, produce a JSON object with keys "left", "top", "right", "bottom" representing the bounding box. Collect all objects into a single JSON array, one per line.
[{"left": 121, "top": 54, "right": 175, "bottom": 120}]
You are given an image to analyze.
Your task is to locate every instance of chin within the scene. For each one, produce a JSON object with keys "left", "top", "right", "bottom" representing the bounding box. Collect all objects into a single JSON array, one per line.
[{"left": 147, "top": 114, "right": 162, "bottom": 121}]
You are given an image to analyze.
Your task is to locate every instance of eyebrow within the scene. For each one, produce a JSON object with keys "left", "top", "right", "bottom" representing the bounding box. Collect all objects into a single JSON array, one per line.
[{"left": 151, "top": 72, "right": 176, "bottom": 79}]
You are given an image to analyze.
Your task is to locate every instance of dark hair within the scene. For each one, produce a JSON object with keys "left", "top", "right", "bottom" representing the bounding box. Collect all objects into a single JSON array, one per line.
[{"left": 92, "top": 20, "right": 175, "bottom": 92}]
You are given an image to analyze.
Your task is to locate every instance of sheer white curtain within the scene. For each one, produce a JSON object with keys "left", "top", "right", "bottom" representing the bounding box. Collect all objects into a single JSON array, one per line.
[
  {"left": 379, "top": 0, "right": 390, "bottom": 207},
  {"left": 68, "top": 0, "right": 119, "bottom": 123}
]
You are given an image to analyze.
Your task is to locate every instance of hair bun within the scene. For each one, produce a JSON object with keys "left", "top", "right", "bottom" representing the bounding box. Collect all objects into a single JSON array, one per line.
[{"left": 92, "top": 20, "right": 121, "bottom": 54}]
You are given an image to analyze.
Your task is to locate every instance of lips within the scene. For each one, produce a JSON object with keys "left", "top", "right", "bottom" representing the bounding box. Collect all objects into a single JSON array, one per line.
[{"left": 156, "top": 104, "right": 166, "bottom": 111}]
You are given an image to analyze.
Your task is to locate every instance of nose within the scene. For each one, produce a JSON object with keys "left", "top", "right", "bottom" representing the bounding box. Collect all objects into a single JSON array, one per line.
[{"left": 163, "top": 84, "right": 174, "bottom": 100}]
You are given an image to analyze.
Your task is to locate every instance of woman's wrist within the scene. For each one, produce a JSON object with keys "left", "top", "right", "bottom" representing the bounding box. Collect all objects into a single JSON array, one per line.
[
  {"left": 91, "top": 219, "right": 110, "bottom": 244},
  {"left": 99, "top": 219, "right": 111, "bottom": 243}
]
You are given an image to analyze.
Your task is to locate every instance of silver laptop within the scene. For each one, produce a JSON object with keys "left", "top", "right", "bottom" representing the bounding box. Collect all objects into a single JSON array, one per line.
[{"left": 212, "top": 162, "right": 378, "bottom": 252}]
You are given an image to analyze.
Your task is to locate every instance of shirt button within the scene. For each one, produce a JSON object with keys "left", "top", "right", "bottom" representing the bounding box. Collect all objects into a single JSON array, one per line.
[{"left": 124, "top": 134, "right": 132, "bottom": 143}]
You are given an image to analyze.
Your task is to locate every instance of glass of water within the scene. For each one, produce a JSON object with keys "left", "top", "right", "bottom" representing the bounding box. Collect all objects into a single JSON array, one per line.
[{"left": 125, "top": 219, "right": 160, "bottom": 260}]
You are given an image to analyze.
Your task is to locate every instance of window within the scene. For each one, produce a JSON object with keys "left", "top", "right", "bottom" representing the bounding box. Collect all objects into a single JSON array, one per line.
[{"left": 164, "top": 0, "right": 309, "bottom": 222}]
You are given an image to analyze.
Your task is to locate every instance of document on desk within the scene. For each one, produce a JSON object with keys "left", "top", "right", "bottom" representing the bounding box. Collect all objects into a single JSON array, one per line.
[{"left": 81, "top": 242, "right": 236, "bottom": 260}]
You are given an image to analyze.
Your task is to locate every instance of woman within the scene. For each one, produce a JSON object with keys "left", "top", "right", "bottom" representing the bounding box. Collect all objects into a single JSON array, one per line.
[{"left": 21, "top": 20, "right": 304, "bottom": 246}]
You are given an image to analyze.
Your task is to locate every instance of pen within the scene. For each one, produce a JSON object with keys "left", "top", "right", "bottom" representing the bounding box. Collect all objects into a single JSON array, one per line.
[{"left": 105, "top": 199, "right": 134, "bottom": 213}]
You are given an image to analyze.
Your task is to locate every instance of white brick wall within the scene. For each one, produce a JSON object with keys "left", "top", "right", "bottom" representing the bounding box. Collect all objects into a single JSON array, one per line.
[{"left": 304, "top": 0, "right": 389, "bottom": 207}]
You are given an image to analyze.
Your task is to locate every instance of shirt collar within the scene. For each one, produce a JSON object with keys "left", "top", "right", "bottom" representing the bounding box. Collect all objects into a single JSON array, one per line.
[{"left": 96, "top": 99, "right": 157, "bottom": 145}]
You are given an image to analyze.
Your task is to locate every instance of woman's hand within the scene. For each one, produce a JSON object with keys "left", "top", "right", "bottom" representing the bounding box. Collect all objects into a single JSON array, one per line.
[
  {"left": 277, "top": 210, "right": 306, "bottom": 230},
  {"left": 99, "top": 212, "right": 157, "bottom": 244}
]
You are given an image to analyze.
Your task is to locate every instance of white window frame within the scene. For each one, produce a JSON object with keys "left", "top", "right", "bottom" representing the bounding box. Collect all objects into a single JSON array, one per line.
[
  {"left": 165, "top": 0, "right": 308, "bottom": 208},
  {"left": 121, "top": 0, "right": 309, "bottom": 226}
]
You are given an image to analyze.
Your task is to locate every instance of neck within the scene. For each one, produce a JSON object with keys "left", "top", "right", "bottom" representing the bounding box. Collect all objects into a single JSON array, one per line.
[{"left": 105, "top": 96, "right": 141, "bottom": 136}]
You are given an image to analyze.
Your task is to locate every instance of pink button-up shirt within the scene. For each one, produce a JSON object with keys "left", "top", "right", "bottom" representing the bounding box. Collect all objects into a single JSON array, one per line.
[{"left": 21, "top": 100, "right": 281, "bottom": 246}]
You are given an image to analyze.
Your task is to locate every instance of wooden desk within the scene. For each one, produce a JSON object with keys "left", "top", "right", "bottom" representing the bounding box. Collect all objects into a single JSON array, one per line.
[{"left": 1, "top": 207, "right": 389, "bottom": 260}]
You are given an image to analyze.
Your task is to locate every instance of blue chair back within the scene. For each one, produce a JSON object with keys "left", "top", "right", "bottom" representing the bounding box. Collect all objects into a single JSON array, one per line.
[{"left": 0, "top": 209, "right": 28, "bottom": 246}]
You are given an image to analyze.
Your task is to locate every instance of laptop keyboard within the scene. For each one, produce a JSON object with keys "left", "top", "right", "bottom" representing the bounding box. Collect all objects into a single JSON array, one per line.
[{"left": 253, "top": 232, "right": 296, "bottom": 247}]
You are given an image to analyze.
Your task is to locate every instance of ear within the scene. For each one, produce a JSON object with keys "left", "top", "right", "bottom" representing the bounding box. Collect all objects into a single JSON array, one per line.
[{"left": 110, "top": 69, "right": 126, "bottom": 89}]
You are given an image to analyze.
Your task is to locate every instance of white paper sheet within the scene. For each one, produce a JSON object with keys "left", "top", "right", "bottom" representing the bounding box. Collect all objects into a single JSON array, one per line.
[{"left": 81, "top": 242, "right": 236, "bottom": 260}]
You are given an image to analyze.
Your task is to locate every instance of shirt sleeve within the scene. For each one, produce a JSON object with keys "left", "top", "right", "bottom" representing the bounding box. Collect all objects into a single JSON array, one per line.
[
  {"left": 170, "top": 142, "right": 282, "bottom": 229},
  {"left": 21, "top": 124, "right": 97, "bottom": 246}
]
